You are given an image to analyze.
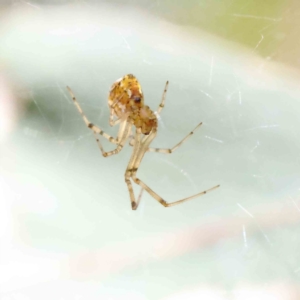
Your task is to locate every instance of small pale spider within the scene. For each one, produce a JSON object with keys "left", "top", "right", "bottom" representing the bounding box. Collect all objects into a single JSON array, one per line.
[{"left": 67, "top": 74, "right": 219, "bottom": 210}]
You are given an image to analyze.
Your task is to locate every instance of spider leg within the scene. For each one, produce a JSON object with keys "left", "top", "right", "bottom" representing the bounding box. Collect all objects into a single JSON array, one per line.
[
  {"left": 125, "top": 177, "right": 137, "bottom": 210},
  {"left": 94, "top": 121, "right": 132, "bottom": 157},
  {"left": 124, "top": 177, "right": 143, "bottom": 210},
  {"left": 148, "top": 122, "right": 202, "bottom": 154},
  {"left": 110, "top": 116, "right": 123, "bottom": 127},
  {"left": 109, "top": 95, "right": 125, "bottom": 126},
  {"left": 156, "top": 81, "right": 169, "bottom": 115},
  {"left": 136, "top": 188, "right": 144, "bottom": 208},
  {"left": 109, "top": 108, "right": 116, "bottom": 126},
  {"left": 132, "top": 172, "right": 219, "bottom": 207},
  {"left": 129, "top": 133, "right": 135, "bottom": 147},
  {"left": 109, "top": 108, "right": 123, "bottom": 127},
  {"left": 67, "top": 86, "right": 118, "bottom": 144},
  {"left": 125, "top": 128, "right": 148, "bottom": 210},
  {"left": 127, "top": 127, "right": 219, "bottom": 208}
]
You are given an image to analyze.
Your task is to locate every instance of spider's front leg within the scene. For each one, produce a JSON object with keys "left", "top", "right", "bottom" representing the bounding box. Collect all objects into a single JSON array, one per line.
[
  {"left": 94, "top": 121, "right": 132, "bottom": 157},
  {"left": 67, "top": 86, "right": 131, "bottom": 157},
  {"left": 67, "top": 86, "right": 119, "bottom": 144},
  {"left": 156, "top": 80, "right": 169, "bottom": 115}
]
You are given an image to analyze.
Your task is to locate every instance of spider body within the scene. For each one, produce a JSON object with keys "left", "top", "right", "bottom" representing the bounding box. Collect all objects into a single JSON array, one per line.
[
  {"left": 67, "top": 75, "right": 219, "bottom": 210},
  {"left": 108, "top": 74, "right": 158, "bottom": 135}
]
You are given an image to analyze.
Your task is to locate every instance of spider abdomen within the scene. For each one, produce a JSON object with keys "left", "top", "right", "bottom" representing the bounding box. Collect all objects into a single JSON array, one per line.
[{"left": 108, "top": 74, "right": 145, "bottom": 118}]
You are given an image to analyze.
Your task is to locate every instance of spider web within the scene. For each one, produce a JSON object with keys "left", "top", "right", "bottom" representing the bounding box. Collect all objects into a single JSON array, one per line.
[{"left": 1, "top": 0, "right": 300, "bottom": 299}]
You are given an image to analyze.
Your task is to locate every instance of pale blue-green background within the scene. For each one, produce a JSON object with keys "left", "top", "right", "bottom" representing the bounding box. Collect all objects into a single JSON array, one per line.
[{"left": 1, "top": 1, "right": 300, "bottom": 299}]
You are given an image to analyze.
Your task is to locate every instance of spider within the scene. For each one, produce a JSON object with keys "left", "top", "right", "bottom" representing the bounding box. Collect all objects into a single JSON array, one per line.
[{"left": 67, "top": 74, "right": 219, "bottom": 210}]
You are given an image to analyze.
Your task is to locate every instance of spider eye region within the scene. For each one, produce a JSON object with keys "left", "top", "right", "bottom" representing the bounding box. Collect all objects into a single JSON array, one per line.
[{"left": 134, "top": 96, "right": 141, "bottom": 103}]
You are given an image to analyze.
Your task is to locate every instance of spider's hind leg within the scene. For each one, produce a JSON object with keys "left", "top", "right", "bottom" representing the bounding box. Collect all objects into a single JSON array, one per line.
[
  {"left": 125, "top": 173, "right": 143, "bottom": 210},
  {"left": 131, "top": 173, "right": 220, "bottom": 207}
]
